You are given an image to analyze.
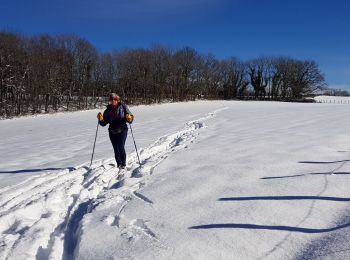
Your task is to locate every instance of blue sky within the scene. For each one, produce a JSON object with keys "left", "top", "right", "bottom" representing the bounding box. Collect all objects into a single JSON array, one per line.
[{"left": 1, "top": 0, "right": 349, "bottom": 89}]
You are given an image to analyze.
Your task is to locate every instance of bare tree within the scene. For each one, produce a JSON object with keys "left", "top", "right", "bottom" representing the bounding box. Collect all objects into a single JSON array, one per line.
[
  {"left": 0, "top": 30, "right": 328, "bottom": 118},
  {"left": 248, "top": 57, "right": 271, "bottom": 99},
  {"left": 220, "top": 58, "right": 248, "bottom": 99}
]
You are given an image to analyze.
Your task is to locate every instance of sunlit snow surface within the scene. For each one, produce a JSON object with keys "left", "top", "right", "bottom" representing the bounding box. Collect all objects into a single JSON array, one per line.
[{"left": 1, "top": 100, "right": 350, "bottom": 259}]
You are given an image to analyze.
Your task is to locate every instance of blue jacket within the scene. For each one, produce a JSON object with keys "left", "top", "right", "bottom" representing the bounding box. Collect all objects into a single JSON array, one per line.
[{"left": 99, "top": 102, "right": 133, "bottom": 133}]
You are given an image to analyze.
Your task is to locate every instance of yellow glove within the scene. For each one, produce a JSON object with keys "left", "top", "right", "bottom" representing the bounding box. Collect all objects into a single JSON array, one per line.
[
  {"left": 126, "top": 113, "right": 134, "bottom": 123},
  {"left": 97, "top": 112, "right": 104, "bottom": 122}
]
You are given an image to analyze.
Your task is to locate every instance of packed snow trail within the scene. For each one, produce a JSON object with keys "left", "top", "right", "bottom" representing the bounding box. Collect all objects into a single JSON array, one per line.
[{"left": 0, "top": 107, "right": 227, "bottom": 260}]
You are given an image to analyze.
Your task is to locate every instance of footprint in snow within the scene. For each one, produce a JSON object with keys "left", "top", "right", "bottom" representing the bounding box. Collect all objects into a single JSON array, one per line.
[{"left": 121, "top": 219, "right": 157, "bottom": 241}]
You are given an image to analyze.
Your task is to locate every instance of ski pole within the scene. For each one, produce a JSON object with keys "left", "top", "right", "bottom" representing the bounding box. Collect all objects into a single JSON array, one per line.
[
  {"left": 129, "top": 124, "right": 142, "bottom": 168},
  {"left": 90, "top": 121, "right": 99, "bottom": 168}
]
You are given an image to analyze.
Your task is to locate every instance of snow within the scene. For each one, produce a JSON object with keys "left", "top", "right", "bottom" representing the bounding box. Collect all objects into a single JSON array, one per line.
[
  {"left": 1, "top": 101, "right": 350, "bottom": 259},
  {"left": 0, "top": 101, "right": 224, "bottom": 188},
  {"left": 314, "top": 95, "right": 350, "bottom": 104}
]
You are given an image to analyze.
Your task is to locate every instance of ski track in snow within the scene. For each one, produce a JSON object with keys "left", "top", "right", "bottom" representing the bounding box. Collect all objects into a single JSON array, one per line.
[{"left": 0, "top": 107, "right": 227, "bottom": 260}]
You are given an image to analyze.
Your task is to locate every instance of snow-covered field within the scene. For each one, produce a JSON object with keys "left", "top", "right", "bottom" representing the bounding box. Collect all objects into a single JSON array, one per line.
[
  {"left": 1, "top": 100, "right": 350, "bottom": 260},
  {"left": 314, "top": 95, "right": 350, "bottom": 104}
]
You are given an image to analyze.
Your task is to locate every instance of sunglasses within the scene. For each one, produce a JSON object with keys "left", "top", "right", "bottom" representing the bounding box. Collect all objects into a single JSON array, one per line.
[{"left": 110, "top": 98, "right": 119, "bottom": 101}]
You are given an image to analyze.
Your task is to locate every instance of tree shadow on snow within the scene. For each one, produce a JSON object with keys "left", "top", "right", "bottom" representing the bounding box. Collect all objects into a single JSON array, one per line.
[
  {"left": 218, "top": 196, "right": 350, "bottom": 202},
  {"left": 190, "top": 158, "right": 350, "bottom": 234},
  {"left": 189, "top": 195, "right": 350, "bottom": 233},
  {"left": 261, "top": 172, "right": 350, "bottom": 180},
  {"left": 0, "top": 167, "right": 76, "bottom": 174},
  {"left": 189, "top": 222, "right": 350, "bottom": 233},
  {"left": 299, "top": 160, "right": 350, "bottom": 164}
]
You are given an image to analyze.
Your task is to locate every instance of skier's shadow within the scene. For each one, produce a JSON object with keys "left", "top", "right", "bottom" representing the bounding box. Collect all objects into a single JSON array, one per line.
[{"left": 0, "top": 167, "right": 76, "bottom": 174}]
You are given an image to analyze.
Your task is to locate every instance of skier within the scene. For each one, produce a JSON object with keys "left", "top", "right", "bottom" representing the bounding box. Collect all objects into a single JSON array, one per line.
[{"left": 97, "top": 93, "right": 134, "bottom": 169}]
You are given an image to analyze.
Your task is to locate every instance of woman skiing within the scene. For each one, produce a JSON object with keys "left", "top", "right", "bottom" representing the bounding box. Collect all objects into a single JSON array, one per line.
[{"left": 97, "top": 93, "right": 134, "bottom": 169}]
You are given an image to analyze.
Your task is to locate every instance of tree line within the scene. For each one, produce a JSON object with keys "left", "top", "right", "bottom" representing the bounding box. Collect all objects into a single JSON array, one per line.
[{"left": 0, "top": 31, "right": 327, "bottom": 117}]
